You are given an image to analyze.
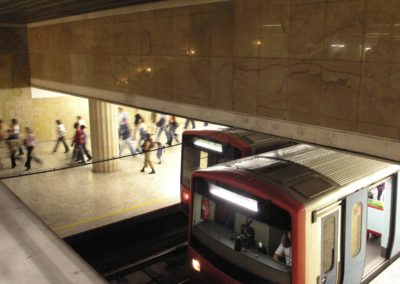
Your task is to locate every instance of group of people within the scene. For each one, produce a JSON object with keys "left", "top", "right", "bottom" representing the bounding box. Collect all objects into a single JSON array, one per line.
[
  {"left": 0, "top": 118, "right": 42, "bottom": 171},
  {"left": 118, "top": 108, "right": 187, "bottom": 174}
]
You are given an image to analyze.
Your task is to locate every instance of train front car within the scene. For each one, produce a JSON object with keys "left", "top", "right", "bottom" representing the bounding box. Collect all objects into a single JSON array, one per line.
[
  {"left": 180, "top": 127, "right": 294, "bottom": 214},
  {"left": 188, "top": 146, "right": 310, "bottom": 284}
]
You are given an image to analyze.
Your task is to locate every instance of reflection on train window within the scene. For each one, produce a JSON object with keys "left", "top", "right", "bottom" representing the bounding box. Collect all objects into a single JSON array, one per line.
[
  {"left": 351, "top": 202, "right": 362, "bottom": 257},
  {"left": 191, "top": 178, "right": 292, "bottom": 283},
  {"left": 323, "top": 215, "right": 335, "bottom": 273},
  {"left": 368, "top": 182, "right": 385, "bottom": 210},
  {"left": 182, "top": 137, "right": 241, "bottom": 187}
]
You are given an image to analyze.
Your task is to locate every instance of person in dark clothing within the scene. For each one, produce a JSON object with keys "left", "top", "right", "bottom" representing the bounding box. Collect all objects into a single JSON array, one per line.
[
  {"left": 184, "top": 119, "right": 196, "bottom": 129},
  {"left": 140, "top": 133, "right": 155, "bottom": 174},
  {"left": 80, "top": 125, "right": 92, "bottom": 162},
  {"left": 5, "top": 129, "right": 20, "bottom": 168},
  {"left": 71, "top": 122, "right": 85, "bottom": 164},
  {"left": 119, "top": 117, "right": 136, "bottom": 156},
  {"left": 165, "top": 116, "right": 179, "bottom": 146}
]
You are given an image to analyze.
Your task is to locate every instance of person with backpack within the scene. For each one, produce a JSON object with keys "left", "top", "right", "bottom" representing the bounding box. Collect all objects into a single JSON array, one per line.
[
  {"left": 165, "top": 115, "right": 179, "bottom": 146},
  {"left": 119, "top": 117, "right": 136, "bottom": 156},
  {"left": 140, "top": 133, "right": 155, "bottom": 174}
]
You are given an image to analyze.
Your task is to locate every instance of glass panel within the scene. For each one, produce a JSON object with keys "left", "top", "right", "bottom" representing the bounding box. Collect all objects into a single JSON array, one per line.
[
  {"left": 323, "top": 216, "right": 335, "bottom": 273},
  {"left": 200, "top": 151, "right": 208, "bottom": 169},
  {"left": 351, "top": 202, "right": 362, "bottom": 257},
  {"left": 191, "top": 178, "right": 292, "bottom": 282}
]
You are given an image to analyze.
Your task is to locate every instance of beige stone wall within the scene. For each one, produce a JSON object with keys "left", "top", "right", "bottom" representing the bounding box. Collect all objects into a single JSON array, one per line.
[
  {"left": 27, "top": 0, "right": 400, "bottom": 141},
  {"left": 32, "top": 95, "right": 89, "bottom": 142},
  {"left": 0, "top": 27, "right": 33, "bottom": 137}
]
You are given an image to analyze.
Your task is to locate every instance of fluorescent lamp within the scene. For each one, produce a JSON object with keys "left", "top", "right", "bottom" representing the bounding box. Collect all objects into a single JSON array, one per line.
[
  {"left": 194, "top": 139, "right": 223, "bottom": 153},
  {"left": 209, "top": 184, "right": 258, "bottom": 212}
]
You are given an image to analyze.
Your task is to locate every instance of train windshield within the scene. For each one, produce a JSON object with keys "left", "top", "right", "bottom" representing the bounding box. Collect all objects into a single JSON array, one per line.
[
  {"left": 181, "top": 135, "right": 241, "bottom": 187},
  {"left": 191, "top": 178, "right": 292, "bottom": 284}
]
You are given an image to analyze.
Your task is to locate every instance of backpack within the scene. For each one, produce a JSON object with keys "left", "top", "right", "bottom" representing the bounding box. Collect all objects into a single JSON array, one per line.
[{"left": 150, "top": 141, "right": 155, "bottom": 149}]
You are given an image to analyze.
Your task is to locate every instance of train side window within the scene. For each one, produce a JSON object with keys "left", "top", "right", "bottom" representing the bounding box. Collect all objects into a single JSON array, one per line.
[
  {"left": 323, "top": 216, "right": 335, "bottom": 272},
  {"left": 351, "top": 202, "right": 362, "bottom": 257}
]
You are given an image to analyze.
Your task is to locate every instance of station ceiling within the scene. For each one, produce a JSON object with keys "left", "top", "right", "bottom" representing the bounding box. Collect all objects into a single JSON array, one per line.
[{"left": 0, "top": 0, "right": 163, "bottom": 24}]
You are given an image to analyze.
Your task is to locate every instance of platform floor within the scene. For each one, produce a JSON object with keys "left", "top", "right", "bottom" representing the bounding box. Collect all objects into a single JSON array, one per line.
[{"left": 1, "top": 129, "right": 183, "bottom": 238}]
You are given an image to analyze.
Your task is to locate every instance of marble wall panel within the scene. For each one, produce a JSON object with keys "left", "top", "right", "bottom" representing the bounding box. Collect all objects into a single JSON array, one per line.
[
  {"left": 323, "top": 1, "right": 365, "bottom": 62},
  {"left": 258, "top": 59, "right": 289, "bottom": 118},
  {"left": 0, "top": 54, "right": 13, "bottom": 81},
  {"left": 189, "top": 57, "right": 211, "bottom": 105},
  {"left": 155, "top": 56, "right": 174, "bottom": 100},
  {"left": 172, "top": 10, "right": 190, "bottom": 56},
  {"left": 70, "top": 54, "right": 95, "bottom": 85},
  {"left": 234, "top": 0, "right": 260, "bottom": 58},
  {"left": 210, "top": 57, "right": 233, "bottom": 111},
  {"left": 190, "top": 8, "right": 210, "bottom": 57},
  {"left": 287, "top": 60, "right": 322, "bottom": 124},
  {"left": 0, "top": 27, "right": 28, "bottom": 53},
  {"left": 139, "top": 55, "right": 156, "bottom": 97},
  {"left": 320, "top": 61, "right": 361, "bottom": 131},
  {"left": 289, "top": 3, "right": 324, "bottom": 60},
  {"left": 42, "top": 54, "right": 71, "bottom": 83},
  {"left": 68, "top": 20, "right": 95, "bottom": 54},
  {"left": 359, "top": 62, "right": 400, "bottom": 128},
  {"left": 364, "top": 0, "right": 400, "bottom": 63},
  {"left": 233, "top": 58, "right": 258, "bottom": 114},
  {"left": 140, "top": 11, "right": 156, "bottom": 56},
  {"left": 155, "top": 10, "right": 173, "bottom": 56},
  {"left": 12, "top": 55, "right": 30, "bottom": 87},
  {"left": 172, "top": 56, "right": 190, "bottom": 102},
  {"left": 259, "top": 2, "right": 290, "bottom": 59},
  {"left": 210, "top": 1, "right": 234, "bottom": 57},
  {"left": 112, "top": 15, "right": 131, "bottom": 55},
  {"left": 126, "top": 55, "right": 140, "bottom": 93}
]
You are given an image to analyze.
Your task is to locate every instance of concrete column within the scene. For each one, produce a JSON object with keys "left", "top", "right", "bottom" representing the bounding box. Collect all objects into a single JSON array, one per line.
[{"left": 88, "top": 98, "right": 119, "bottom": 172}]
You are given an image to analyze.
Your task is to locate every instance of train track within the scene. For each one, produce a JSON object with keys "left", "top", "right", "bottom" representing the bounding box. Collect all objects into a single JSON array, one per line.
[{"left": 64, "top": 206, "right": 196, "bottom": 283}]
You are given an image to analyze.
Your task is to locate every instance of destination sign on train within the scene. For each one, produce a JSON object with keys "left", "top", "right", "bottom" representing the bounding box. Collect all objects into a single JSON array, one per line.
[{"left": 193, "top": 139, "right": 223, "bottom": 153}]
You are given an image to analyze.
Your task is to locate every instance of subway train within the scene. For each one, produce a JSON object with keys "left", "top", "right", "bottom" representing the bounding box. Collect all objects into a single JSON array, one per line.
[
  {"left": 187, "top": 144, "right": 400, "bottom": 284},
  {"left": 180, "top": 127, "right": 294, "bottom": 214}
]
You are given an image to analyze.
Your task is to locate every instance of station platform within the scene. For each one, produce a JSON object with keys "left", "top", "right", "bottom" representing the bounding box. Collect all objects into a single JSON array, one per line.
[
  {"left": 0, "top": 181, "right": 105, "bottom": 284},
  {"left": 1, "top": 132, "right": 183, "bottom": 238}
]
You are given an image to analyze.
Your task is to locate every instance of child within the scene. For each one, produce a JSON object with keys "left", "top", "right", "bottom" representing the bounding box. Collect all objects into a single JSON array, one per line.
[{"left": 156, "top": 142, "right": 165, "bottom": 164}]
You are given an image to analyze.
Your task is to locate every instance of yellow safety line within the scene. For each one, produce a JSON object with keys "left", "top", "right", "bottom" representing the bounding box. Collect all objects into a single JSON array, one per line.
[{"left": 53, "top": 198, "right": 166, "bottom": 233}]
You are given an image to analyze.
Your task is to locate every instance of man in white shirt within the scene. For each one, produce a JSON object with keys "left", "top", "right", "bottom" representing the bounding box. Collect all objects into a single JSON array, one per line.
[
  {"left": 273, "top": 232, "right": 292, "bottom": 266},
  {"left": 53, "top": 119, "right": 69, "bottom": 153}
]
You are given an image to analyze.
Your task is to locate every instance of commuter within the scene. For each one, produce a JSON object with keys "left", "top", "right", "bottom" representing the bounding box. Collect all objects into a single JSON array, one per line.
[
  {"left": 77, "top": 115, "right": 86, "bottom": 127},
  {"left": 156, "top": 142, "right": 165, "bottom": 164},
  {"left": 10, "top": 118, "right": 24, "bottom": 156},
  {"left": 119, "top": 117, "right": 136, "bottom": 156},
  {"left": 132, "top": 113, "right": 143, "bottom": 141},
  {"left": 71, "top": 122, "right": 85, "bottom": 164},
  {"left": 53, "top": 119, "right": 69, "bottom": 153},
  {"left": 184, "top": 119, "right": 196, "bottom": 129},
  {"left": 165, "top": 115, "right": 179, "bottom": 146},
  {"left": 140, "top": 133, "right": 155, "bottom": 174},
  {"left": 24, "top": 127, "right": 43, "bottom": 171},
  {"left": 273, "top": 232, "right": 292, "bottom": 266},
  {"left": 118, "top": 107, "right": 128, "bottom": 126},
  {"left": 155, "top": 114, "right": 167, "bottom": 142},
  {"left": 80, "top": 125, "right": 92, "bottom": 161},
  {"left": 5, "top": 129, "right": 21, "bottom": 168},
  {"left": 138, "top": 119, "right": 148, "bottom": 148}
]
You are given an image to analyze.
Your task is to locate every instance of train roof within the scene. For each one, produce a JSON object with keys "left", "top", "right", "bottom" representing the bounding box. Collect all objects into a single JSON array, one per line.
[
  {"left": 211, "top": 144, "right": 399, "bottom": 202},
  {"left": 183, "top": 127, "right": 288, "bottom": 146}
]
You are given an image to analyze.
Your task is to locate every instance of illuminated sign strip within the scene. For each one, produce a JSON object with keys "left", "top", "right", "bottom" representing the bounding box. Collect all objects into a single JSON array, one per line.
[
  {"left": 194, "top": 139, "right": 223, "bottom": 153},
  {"left": 209, "top": 184, "right": 258, "bottom": 212}
]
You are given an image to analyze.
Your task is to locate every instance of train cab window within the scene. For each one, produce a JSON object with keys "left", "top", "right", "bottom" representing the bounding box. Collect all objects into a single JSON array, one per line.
[
  {"left": 351, "top": 202, "right": 362, "bottom": 257},
  {"left": 191, "top": 178, "right": 292, "bottom": 283},
  {"left": 323, "top": 216, "right": 335, "bottom": 272},
  {"left": 182, "top": 136, "right": 241, "bottom": 187}
]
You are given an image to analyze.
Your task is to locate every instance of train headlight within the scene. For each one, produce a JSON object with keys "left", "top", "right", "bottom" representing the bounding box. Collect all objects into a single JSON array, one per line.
[
  {"left": 192, "top": 258, "right": 201, "bottom": 272},
  {"left": 183, "top": 192, "right": 190, "bottom": 202}
]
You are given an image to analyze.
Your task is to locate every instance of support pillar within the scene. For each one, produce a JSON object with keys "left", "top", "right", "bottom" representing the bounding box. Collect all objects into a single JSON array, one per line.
[{"left": 88, "top": 98, "right": 119, "bottom": 172}]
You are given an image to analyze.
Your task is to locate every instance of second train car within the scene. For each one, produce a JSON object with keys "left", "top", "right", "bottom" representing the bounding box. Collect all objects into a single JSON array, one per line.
[
  {"left": 180, "top": 126, "right": 294, "bottom": 213},
  {"left": 188, "top": 144, "right": 400, "bottom": 284}
]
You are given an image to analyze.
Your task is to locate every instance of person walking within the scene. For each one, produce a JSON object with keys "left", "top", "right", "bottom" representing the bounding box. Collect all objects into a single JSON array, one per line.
[
  {"left": 53, "top": 119, "right": 69, "bottom": 153},
  {"left": 119, "top": 117, "right": 136, "bottom": 156},
  {"left": 71, "top": 122, "right": 85, "bottom": 164},
  {"left": 5, "top": 129, "right": 20, "bottom": 168},
  {"left": 155, "top": 114, "right": 167, "bottom": 142},
  {"left": 24, "top": 127, "right": 43, "bottom": 171},
  {"left": 10, "top": 118, "right": 23, "bottom": 156},
  {"left": 165, "top": 115, "right": 179, "bottom": 146},
  {"left": 156, "top": 142, "right": 164, "bottom": 164},
  {"left": 80, "top": 125, "right": 92, "bottom": 161},
  {"left": 140, "top": 133, "right": 155, "bottom": 174},
  {"left": 184, "top": 118, "right": 196, "bottom": 129}
]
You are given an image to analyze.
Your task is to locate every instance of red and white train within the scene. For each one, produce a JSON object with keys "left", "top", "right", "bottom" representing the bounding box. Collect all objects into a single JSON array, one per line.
[
  {"left": 188, "top": 144, "right": 400, "bottom": 284},
  {"left": 180, "top": 127, "right": 294, "bottom": 214}
]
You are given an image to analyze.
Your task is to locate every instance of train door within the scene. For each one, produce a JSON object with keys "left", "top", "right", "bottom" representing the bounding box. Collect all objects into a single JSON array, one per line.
[
  {"left": 342, "top": 189, "right": 367, "bottom": 284},
  {"left": 320, "top": 209, "right": 339, "bottom": 284}
]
